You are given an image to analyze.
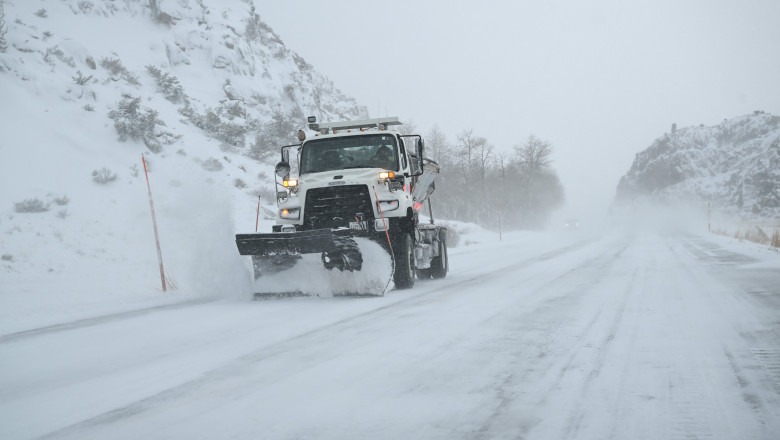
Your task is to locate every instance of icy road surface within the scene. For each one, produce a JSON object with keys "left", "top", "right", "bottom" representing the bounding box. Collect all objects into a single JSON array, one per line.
[{"left": 2, "top": 230, "right": 779, "bottom": 440}]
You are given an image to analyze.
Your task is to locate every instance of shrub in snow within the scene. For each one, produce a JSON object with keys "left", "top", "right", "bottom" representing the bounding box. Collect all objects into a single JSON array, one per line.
[
  {"left": 34, "top": 8, "right": 48, "bottom": 18},
  {"left": 108, "top": 96, "right": 176, "bottom": 153},
  {"left": 83, "top": 103, "right": 94, "bottom": 112},
  {"left": 43, "top": 46, "right": 75, "bottom": 67},
  {"left": 180, "top": 105, "right": 246, "bottom": 148},
  {"left": 72, "top": 70, "right": 93, "bottom": 85},
  {"left": 224, "top": 101, "right": 245, "bottom": 119},
  {"left": 0, "top": 1, "right": 7, "bottom": 53},
  {"left": 1, "top": 254, "right": 13, "bottom": 262},
  {"left": 148, "top": 0, "right": 175, "bottom": 26},
  {"left": 53, "top": 195, "right": 70, "bottom": 206},
  {"left": 57, "top": 209, "right": 69, "bottom": 219},
  {"left": 92, "top": 167, "right": 117, "bottom": 184},
  {"left": 76, "top": 1, "right": 95, "bottom": 14},
  {"left": 100, "top": 57, "right": 126, "bottom": 76},
  {"left": 248, "top": 133, "right": 276, "bottom": 162},
  {"left": 14, "top": 198, "right": 50, "bottom": 213},
  {"left": 146, "top": 65, "right": 188, "bottom": 104},
  {"left": 201, "top": 158, "right": 223, "bottom": 172},
  {"left": 244, "top": 5, "right": 283, "bottom": 47},
  {"left": 100, "top": 57, "right": 140, "bottom": 86},
  {"left": 248, "top": 109, "right": 298, "bottom": 163},
  {"left": 234, "top": 178, "right": 247, "bottom": 189}
]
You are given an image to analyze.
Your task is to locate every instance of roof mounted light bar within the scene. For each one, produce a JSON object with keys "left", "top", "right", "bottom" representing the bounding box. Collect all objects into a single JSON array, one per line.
[{"left": 307, "top": 116, "right": 402, "bottom": 134}]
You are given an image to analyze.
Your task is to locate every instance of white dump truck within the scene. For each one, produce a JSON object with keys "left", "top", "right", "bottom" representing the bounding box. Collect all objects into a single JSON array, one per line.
[{"left": 235, "top": 116, "right": 448, "bottom": 294}]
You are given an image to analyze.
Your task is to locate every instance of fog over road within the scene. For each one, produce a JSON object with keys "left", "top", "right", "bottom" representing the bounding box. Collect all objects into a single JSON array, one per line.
[{"left": 2, "top": 229, "right": 779, "bottom": 440}]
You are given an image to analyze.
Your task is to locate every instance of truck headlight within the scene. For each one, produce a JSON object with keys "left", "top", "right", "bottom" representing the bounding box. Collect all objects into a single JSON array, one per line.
[
  {"left": 377, "top": 200, "right": 399, "bottom": 212},
  {"left": 280, "top": 207, "right": 300, "bottom": 219}
]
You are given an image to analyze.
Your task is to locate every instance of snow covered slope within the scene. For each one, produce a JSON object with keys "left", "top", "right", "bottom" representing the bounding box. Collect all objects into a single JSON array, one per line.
[
  {"left": 0, "top": 0, "right": 366, "bottom": 309},
  {"left": 615, "top": 112, "right": 780, "bottom": 219}
]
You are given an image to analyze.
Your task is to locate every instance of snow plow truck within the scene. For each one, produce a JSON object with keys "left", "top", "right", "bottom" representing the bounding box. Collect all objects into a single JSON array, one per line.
[{"left": 235, "top": 116, "right": 448, "bottom": 295}]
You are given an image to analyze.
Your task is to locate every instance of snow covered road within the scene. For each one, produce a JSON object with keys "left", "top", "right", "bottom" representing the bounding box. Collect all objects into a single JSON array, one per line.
[{"left": 2, "top": 230, "right": 779, "bottom": 439}]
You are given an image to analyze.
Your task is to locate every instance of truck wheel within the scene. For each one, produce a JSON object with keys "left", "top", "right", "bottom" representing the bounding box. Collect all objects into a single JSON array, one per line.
[
  {"left": 393, "top": 233, "right": 415, "bottom": 289},
  {"left": 428, "top": 236, "right": 448, "bottom": 279}
]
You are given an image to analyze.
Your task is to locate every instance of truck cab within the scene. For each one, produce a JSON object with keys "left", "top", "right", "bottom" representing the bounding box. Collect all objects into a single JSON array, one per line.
[
  {"left": 235, "top": 116, "right": 447, "bottom": 293},
  {"left": 274, "top": 117, "right": 426, "bottom": 237}
]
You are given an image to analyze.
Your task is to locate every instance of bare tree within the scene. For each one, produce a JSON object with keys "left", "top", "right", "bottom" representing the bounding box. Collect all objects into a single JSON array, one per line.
[
  {"left": 415, "top": 125, "right": 564, "bottom": 229},
  {"left": 425, "top": 124, "right": 450, "bottom": 164},
  {"left": 397, "top": 118, "right": 418, "bottom": 136},
  {"left": 514, "top": 135, "right": 553, "bottom": 171},
  {"left": 455, "top": 129, "right": 477, "bottom": 172}
]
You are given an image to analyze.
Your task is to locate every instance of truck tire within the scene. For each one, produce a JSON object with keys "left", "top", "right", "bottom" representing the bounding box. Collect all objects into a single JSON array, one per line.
[
  {"left": 428, "top": 235, "right": 448, "bottom": 279},
  {"left": 393, "top": 233, "right": 415, "bottom": 289}
]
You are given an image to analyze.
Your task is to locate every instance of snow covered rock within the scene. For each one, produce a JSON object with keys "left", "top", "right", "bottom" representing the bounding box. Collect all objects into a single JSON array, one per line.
[{"left": 615, "top": 112, "right": 780, "bottom": 219}]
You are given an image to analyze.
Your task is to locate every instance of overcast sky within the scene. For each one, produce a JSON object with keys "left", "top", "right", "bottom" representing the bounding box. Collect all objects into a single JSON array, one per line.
[{"left": 259, "top": 0, "right": 780, "bottom": 221}]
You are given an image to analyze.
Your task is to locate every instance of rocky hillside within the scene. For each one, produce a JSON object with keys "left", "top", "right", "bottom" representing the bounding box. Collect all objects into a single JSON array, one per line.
[
  {"left": 0, "top": 0, "right": 366, "bottom": 298},
  {"left": 615, "top": 112, "right": 780, "bottom": 219},
  {"left": 0, "top": 0, "right": 366, "bottom": 158}
]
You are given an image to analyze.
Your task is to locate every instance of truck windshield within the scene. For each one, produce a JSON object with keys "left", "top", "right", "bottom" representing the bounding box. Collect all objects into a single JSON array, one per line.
[{"left": 299, "top": 134, "right": 399, "bottom": 174}]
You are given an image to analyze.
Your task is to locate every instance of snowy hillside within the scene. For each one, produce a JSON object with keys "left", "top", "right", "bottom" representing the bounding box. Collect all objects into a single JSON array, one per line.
[
  {"left": 0, "top": 0, "right": 366, "bottom": 311},
  {"left": 614, "top": 112, "right": 780, "bottom": 219}
]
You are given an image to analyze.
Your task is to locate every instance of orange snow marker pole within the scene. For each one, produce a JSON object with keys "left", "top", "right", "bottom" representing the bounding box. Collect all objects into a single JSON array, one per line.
[
  {"left": 142, "top": 154, "right": 168, "bottom": 292},
  {"left": 255, "top": 196, "right": 261, "bottom": 232}
]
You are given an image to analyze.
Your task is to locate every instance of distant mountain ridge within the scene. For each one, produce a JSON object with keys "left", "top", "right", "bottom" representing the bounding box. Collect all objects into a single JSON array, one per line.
[{"left": 615, "top": 112, "right": 780, "bottom": 219}]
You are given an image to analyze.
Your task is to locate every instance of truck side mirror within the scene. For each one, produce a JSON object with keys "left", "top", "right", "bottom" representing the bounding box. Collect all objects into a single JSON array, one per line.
[{"left": 275, "top": 161, "right": 291, "bottom": 178}]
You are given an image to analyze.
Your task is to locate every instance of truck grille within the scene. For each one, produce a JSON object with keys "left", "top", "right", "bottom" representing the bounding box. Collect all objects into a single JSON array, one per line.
[{"left": 303, "top": 185, "right": 374, "bottom": 230}]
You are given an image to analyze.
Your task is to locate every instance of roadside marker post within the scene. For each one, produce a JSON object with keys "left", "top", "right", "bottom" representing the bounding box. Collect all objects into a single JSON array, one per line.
[{"left": 142, "top": 154, "right": 169, "bottom": 292}]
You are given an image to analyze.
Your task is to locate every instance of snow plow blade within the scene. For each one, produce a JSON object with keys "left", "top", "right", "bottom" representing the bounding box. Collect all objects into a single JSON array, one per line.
[
  {"left": 236, "top": 229, "right": 364, "bottom": 273},
  {"left": 235, "top": 229, "right": 335, "bottom": 256}
]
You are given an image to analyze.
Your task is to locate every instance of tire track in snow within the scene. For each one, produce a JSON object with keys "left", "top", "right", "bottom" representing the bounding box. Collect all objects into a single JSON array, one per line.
[
  {"left": 664, "top": 234, "right": 780, "bottom": 440},
  {"left": 0, "top": 238, "right": 596, "bottom": 346},
  {"left": 472, "top": 240, "right": 632, "bottom": 439},
  {"left": 36, "top": 237, "right": 603, "bottom": 439},
  {"left": 559, "top": 266, "right": 636, "bottom": 440},
  {"left": 750, "top": 349, "right": 780, "bottom": 394},
  {"left": 0, "top": 298, "right": 215, "bottom": 344}
]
